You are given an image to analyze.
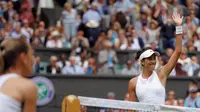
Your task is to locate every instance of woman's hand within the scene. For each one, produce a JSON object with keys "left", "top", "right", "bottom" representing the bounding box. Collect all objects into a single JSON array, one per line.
[{"left": 172, "top": 12, "right": 183, "bottom": 26}]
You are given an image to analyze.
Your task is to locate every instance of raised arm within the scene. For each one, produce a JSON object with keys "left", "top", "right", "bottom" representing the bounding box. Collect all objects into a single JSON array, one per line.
[{"left": 158, "top": 12, "right": 183, "bottom": 84}]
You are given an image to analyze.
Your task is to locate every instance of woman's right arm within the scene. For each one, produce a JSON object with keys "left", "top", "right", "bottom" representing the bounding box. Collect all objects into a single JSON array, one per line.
[{"left": 128, "top": 78, "right": 137, "bottom": 112}]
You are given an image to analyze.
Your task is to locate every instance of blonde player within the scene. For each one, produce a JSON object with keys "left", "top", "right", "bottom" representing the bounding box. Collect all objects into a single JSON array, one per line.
[
  {"left": 128, "top": 12, "right": 183, "bottom": 106},
  {"left": 0, "top": 38, "right": 37, "bottom": 112}
]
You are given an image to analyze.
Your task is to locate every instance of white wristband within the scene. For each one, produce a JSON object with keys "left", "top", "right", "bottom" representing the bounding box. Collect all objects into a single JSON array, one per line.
[{"left": 176, "top": 26, "right": 183, "bottom": 35}]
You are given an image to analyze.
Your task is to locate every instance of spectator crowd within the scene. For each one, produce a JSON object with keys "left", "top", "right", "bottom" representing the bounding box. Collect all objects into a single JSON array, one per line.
[
  {"left": 0, "top": 0, "right": 199, "bottom": 111},
  {"left": 22, "top": 0, "right": 199, "bottom": 77},
  {"left": 0, "top": 1, "right": 200, "bottom": 74}
]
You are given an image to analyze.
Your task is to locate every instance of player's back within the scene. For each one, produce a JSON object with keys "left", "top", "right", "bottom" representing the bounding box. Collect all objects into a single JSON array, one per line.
[{"left": 0, "top": 74, "right": 22, "bottom": 112}]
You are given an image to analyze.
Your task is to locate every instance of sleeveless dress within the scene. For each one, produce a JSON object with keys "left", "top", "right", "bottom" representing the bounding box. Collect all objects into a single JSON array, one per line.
[
  {"left": 0, "top": 74, "right": 22, "bottom": 112},
  {"left": 136, "top": 71, "right": 165, "bottom": 104}
]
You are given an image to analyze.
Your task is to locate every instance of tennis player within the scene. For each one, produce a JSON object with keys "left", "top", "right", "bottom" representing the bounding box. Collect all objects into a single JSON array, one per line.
[
  {"left": 128, "top": 12, "right": 183, "bottom": 105},
  {"left": 0, "top": 38, "right": 37, "bottom": 112}
]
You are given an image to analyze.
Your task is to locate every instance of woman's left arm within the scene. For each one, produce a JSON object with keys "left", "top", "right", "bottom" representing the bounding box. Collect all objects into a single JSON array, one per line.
[{"left": 159, "top": 12, "right": 183, "bottom": 82}]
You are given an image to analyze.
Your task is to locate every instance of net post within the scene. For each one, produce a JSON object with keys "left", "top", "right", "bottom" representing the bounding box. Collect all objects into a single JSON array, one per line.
[{"left": 62, "top": 95, "right": 81, "bottom": 112}]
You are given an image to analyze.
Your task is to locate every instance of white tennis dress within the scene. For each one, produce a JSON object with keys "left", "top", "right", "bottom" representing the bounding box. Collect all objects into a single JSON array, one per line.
[
  {"left": 0, "top": 74, "right": 22, "bottom": 112},
  {"left": 136, "top": 71, "right": 165, "bottom": 104}
]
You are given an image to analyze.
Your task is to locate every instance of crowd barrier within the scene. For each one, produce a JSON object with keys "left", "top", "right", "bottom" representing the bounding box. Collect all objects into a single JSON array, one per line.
[{"left": 33, "top": 75, "right": 200, "bottom": 112}]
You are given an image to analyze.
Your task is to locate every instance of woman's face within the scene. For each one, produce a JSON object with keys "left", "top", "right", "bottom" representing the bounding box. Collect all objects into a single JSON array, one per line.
[
  {"left": 142, "top": 54, "right": 156, "bottom": 71},
  {"left": 65, "top": 4, "right": 71, "bottom": 11},
  {"left": 150, "top": 23, "right": 157, "bottom": 29}
]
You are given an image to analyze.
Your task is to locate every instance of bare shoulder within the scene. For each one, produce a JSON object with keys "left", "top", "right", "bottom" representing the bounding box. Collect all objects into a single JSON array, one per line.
[
  {"left": 17, "top": 77, "right": 37, "bottom": 92},
  {"left": 129, "top": 76, "right": 139, "bottom": 88}
]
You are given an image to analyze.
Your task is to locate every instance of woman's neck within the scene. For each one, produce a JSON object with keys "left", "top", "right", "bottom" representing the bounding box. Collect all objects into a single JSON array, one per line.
[
  {"left": 142, "top": 69, "right": 153, "bottom": 79},
  {"left": 5, "top": 67, "right": 23, "bottom": 76}
]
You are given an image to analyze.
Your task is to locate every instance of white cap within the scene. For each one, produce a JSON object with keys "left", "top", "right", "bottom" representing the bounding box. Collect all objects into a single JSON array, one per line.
[{"left": 139, "top": 49, "right": 160, "bottom": 62}]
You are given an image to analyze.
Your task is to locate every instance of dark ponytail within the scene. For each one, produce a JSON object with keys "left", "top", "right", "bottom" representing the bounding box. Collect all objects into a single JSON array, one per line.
[{"left": 0, "top": 51, "right": 4, "bottom": 74}]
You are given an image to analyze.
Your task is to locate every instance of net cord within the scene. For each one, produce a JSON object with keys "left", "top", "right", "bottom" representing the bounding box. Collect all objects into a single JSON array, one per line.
[{"left": 78, "top": 96, "right": 200, "bottom": 112}]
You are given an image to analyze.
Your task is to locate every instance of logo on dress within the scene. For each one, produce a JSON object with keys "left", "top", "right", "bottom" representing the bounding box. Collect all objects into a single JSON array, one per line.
[{"left": 32, "top": 76, "right": 55, "bottom": 106}]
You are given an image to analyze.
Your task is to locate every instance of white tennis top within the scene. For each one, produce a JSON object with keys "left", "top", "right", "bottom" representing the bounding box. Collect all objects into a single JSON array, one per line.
[
  {"left": 0, "top": 74, "right": 22, "bottom": 112},
  {"left": 136, "top": 71, "right": 165, "bottom": 104}
]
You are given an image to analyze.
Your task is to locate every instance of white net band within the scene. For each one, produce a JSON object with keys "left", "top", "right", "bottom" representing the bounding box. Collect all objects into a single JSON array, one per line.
[{"left": 78, "top": 96, "right": 200, "bottom": 112}]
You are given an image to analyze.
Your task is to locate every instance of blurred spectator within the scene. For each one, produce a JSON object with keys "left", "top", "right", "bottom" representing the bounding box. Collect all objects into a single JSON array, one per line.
[
  {"left": 130, "top": 28, "right": 144, "bottom": 50},
  {"left": 175, "top": 63, "right": 187, "bottom": 76},
  {"left": 155, "top": 56, "right": 165, "bottom": 71},
  {"left": 37, "top": 0, "right": 54, "bottom": 17},
  {"left": 94, "top": 29, "right": 107, "bottom": 52},
  {"left": 107, "top": 30, "right": 115, "bottom": 47},
  {"left": 4, "top": 23, "right": 12, "bottom": 38},
  {"left": 85, "top": 58, "right": 97, "bottom": 75},
  {"left": 3, "top": 1, "right": 16, "bottom": 22},
  {"left": 192, "top": 33, "right": 200, "bottom": 51},
  {"left": 35, "top": 21, "right": 47, "bottom": 45},
  {"left": 83, "top": 3, "right": 101, "bottom": 47},
  {"left": 146, "top": 20, "right": 160, "bottom": 44},
  {"left": 165, "top": 90, "right": 178, "bottom": 106},
  {"left": 30, "top": 30, "right": 43, "bottom": 47},
  {"left": 186, "top": 80, "right": 199, "bottom": 97},
  {"left": 114, "top": 29, "right": 127, "bottom": 50},
  {"left": 57, "top": 54, "right": 69, "bottom": 69},
  {"left": 183, "top": 15, "right": 197, "bottom": 40},
  {"left": 12, "top": 0, "right": 21, "bottom": 13},
  {"left": 46, "top": 30, "right": 63, "bottom": 48},
  {"left": 184, "top": 87, "right": 200, "bottom": 108},
  {"left": 11, "top": 24, "right": 22, "bottom": 39},
  {"left": 61, "top": 2, "right": 77, "bottom": 40},
  {"left": 160, "top": 17, "right": 175, "bottom": 49},
  {"left": 62, "top": 56, "right": 84, "bottom": 75},
  {"left": 0, "top": 29, "right": 5, "bottom": 42},
  {"left": 177, "top": 99, "right": 184, "bottom": 107},
  {"left": 33, "top": 56, "right": 42, "bottom": 73},
  {"left": 183, "top": 56, "right": 200, "bottom": 76},
  {"left": 20, "top": 2, "right": 34, "bottom": 27},
  {"left": 177, "top": 48, "right": 191, "bottom": 66},
  {"left": 12, "top": 13, "right": 21, "bottom": 28},
  {"left": 126, "top": 37, "right": 134, "bottom": 50},
  {"left": 168, "top": 0, "right": 185, "bottom": 16},
  {"left": 47, "top": 56, "right": 61, "bottom": 74},
  {"left": 108, "top": 0, "right": 116, "bottom": 16},
  {"left": 92, "top": 0, "right": 110, "bottom": 29},
  {"left": 121, "top": 60, "right": 138, "bottom": 76},
  {"left": 186, "top": 39, "right": 197, "bottom": 52},
  {"left": 21, "top": 19, "right": 33, "bottom": 42},
  {"left": 21, "top": 0, "right": 32, "bottom": 12},
  {"left": 71, "top": 30, "right": 90, "bottom": 48},
  {"left": 135, "top": 11, "right": 148, "bottom": 31},
  {"left": 125, "top": 24, "right": 133, "bottom": 37},
  {"left": 114, "top": 0, "right": 135, "bottom": 25},
  {"left": 137, "top": 22, "right": 148, "bottom": 44},
  {"left": 0, "top": 9, "right": 6, "bottom": 30},
  {"left": 189, "top": 8, "right": 199, "bottom": 25},
  {"left": 194, "top": 68, "right": 200, "bottom": 77},
  {"left": 163, "top": 48, "right": 174, "bottom": 62},
  {"left": 110, "top": 22, "right": 121, "bottom": 40},
  {"left": 98, "top": 40, "right": 118, "bottom": 74},
  {"left": 81, "top": 105, "right": 88, "bottom": 112},
  {"left": 74, "top": 48, "right": 89, "bottom": 70}
]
